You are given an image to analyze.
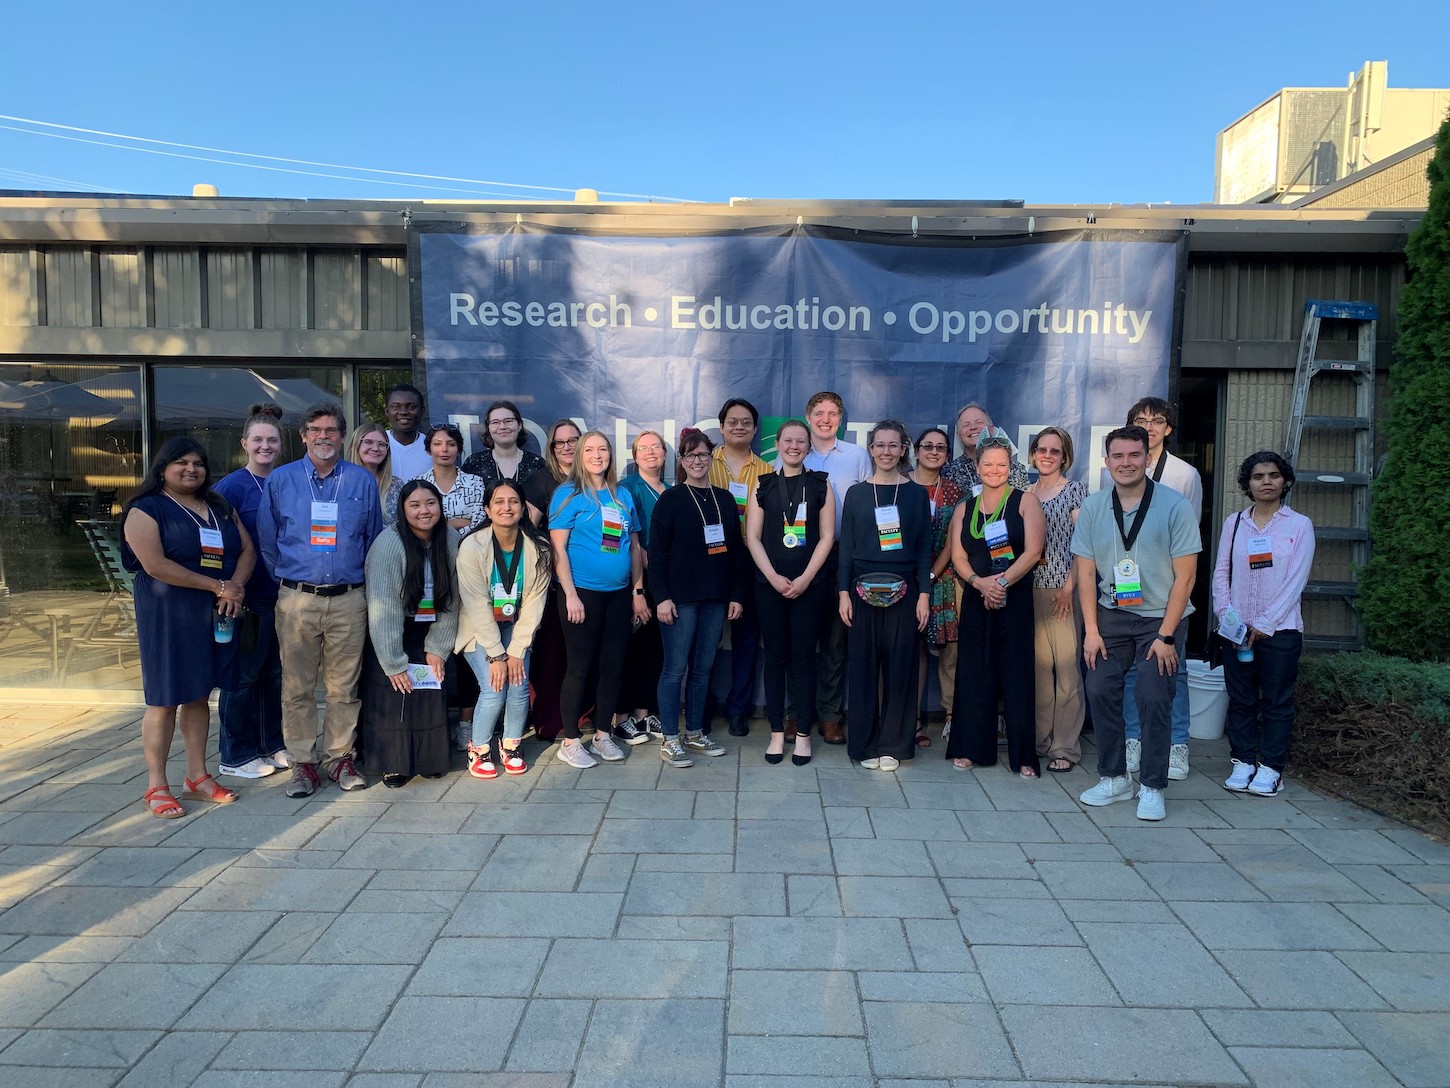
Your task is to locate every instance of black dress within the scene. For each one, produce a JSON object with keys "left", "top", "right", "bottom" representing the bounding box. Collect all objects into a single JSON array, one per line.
[
  {"left": 948, "top": 489, "right": 1038, "bottom": 774},
  {"left": 360, "top": 620, "right": 450, "bottom": 778}
]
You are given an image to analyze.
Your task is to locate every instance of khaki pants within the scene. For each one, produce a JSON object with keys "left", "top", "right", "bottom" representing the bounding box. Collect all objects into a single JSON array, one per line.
[
  {"left": 276, "top": 585, "right": 368, "bottom": 770},
  {"left": 1032, "top": 585, "right": 1084, "bottom": 763}
]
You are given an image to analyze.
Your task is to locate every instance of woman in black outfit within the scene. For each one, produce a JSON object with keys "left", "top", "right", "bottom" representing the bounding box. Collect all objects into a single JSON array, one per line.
[
  {"left": 837, "top": 420, "right": 932, "bottom": 771},
  {"left": 744, "top": 418, "right": 836, "bottom": 766},
  {"left": 947, "top": 435, "right": 1045, "bottom": 777}
]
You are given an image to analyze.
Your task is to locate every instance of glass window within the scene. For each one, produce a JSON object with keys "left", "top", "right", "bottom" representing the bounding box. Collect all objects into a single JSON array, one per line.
[{"left": 0, "top": 363, "right": 144, "bottom": 690}]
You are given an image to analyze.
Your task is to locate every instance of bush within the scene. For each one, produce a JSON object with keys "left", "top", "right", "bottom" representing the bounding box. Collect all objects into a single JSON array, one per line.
[{"left": 1295, "top": 651, "right": 1450, "bottom": 838}]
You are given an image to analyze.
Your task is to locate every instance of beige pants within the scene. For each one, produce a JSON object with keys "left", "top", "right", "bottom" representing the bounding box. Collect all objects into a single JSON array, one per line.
[
  {"left": 936, "top": 642, "right": 958, "bottom": 717},
  {"left": 276, "top": 584, "right": 368, "bottom": 770},
  {"left": 1032, "top": 585, "right": 1084, "bottom": 763}
]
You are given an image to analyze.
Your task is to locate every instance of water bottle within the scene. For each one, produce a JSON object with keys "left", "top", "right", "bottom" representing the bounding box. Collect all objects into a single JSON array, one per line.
[
  {"left": 214, "top": 609, "right": 235, "bottom": 644},
  {"left": 1236, "top": 643, "right": 1254, "bottom": 663}
]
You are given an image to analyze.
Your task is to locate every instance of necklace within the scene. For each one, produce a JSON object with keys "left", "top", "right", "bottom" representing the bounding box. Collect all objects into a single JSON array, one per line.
[{"left": 969, "top": 487, "right": 1011, "bottom": 540}]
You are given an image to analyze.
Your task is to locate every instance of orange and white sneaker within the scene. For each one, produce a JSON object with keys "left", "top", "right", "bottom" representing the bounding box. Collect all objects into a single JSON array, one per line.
[
  {"left": 499, "top": 744, "right": 528, "bottom": 776},
  {"left": 469, "top": 745, "right": 499, "bottom": 780}
]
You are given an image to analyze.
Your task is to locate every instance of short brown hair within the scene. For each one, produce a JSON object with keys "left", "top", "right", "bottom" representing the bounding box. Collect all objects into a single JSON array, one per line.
[
  {"left": 1029, "top": 426, "right": 1075, "bottom": 473},
  {"left": 806, "top": 391, "right": 844, "bottom": 416}
]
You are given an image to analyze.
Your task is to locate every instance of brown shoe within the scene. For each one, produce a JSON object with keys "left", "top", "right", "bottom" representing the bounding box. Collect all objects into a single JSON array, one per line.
[
  {"left": 820, "top": 719, "right": 846, "bottom": 746},
  {"left": 784, "top": 717, "right": 797, "bottom": 742}
]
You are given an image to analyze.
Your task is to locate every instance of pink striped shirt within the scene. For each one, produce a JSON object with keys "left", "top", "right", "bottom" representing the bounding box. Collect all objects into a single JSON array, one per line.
[{"left": 1211, "top": 505, "right": 1315, "bottom": 635}]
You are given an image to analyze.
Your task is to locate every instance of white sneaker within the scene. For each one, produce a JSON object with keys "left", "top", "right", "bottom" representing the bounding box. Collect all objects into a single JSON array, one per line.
[
  {"left": 860, "top": 757, "right": 882, "bottom": 770},
  {"left": 659, "top": 736, "right": 694, "bottom": 768},
  {"left": 1248, "top": 766, "right": 1283, "bottom": 796},
  {"left": 556, "top": 739, "right": 598, "bottom": 769},
  {"left": 1168, "top": 743, "right": 1190, "bottom": 781},
  {"left": 219, "top": 756, "right": 276, "bottom": 779},
  {"left": 1079, "top": 775, "right": 1136, "bottom": 807},
  {"left": 1224, "top": 759, "right": 1256, "bottom": 792},
  {"left": 1125, "top": 738, "right": 1141, "bottom": 774},
  {"left": 264, "top": 750, "right": 291, "bottom": 770},
  {"left": 878, "top": 756, "right": 900, "bottom": 772},
  {"left": 589, "top": 734, "right": 627, "bottom": 763},
  {"left": 1136, "top": 785, "right": 1166, "bottom": 821}
]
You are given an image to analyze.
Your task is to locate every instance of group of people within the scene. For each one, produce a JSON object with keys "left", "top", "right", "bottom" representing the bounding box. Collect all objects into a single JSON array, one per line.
[{"left": 121, "top": 382, "right": 1315, "bottom": 825}]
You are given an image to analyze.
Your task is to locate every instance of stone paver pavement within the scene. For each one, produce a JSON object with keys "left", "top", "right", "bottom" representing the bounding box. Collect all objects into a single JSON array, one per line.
[{"left": 2, "top": 702, "right": 1449, "bottom": 1087}]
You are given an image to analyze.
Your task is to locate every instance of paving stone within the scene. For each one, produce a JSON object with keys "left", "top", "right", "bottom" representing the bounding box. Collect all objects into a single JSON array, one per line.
[
  {"left": 536, "top": 937, "right": 726, "bottom": 998},
  {"left": 577, "top": 853, "right": 636, "bottom": 892},
  {"left": 472, "top": 836, "right": 590, "bottom": 892},
  {"left": 1133, "top": 861, "right": 1267, "bottom": 901},
  {"left": 1056, "top": 899, "right": 1178, "bottom": 923},
  {"left": 1033, "top": 860, "right": 1158, "bottom": 900},
  {"left": 40, "top": 963, "right": 226, "bottom": 1029},
  {"left": 1217, "top": 843, "right": 1382, "bottom": 902},
  {"left": 460, "top": 802, "right": 605, "bottom": 835},
  {"left": 973, "top": 945, "right": 1120, "bottom": 1005},
  {"left": 0, "top": 811, "right": 106, "bottom": 846},
  {"left": 728, "top": 970, "right": 861, "bottom": 1035},
  {"left": 1214, "top": 950, "right": 1387, "bottom": 1010},
  {"left": 1337, "top": 951, "right": 1450, "bottom": 1011},
  {"left": 1335, "top": 903, "right": 1450, "bottom": 952},
  {"left": 736, "top": 766, "right": 820, "bottom": 793},
  {"left": 212, "top": 1030, "right": 372, "bottom": 1069},
  {"left": 336, "top": 832, "right": 496, "bottom": 871},
  {"left": 957, "top": 811, "right": 1061, "bottom": 842},
  {"left": 302, "top": 911, "right": 444, "bottom": 964},
  {"left": 786, "top": 874, "right": 842, "bottom": 916},
  {"left": 824, "top": 807, "right": 874, "bottom": 838},
  {"left": 407, "top": 937, "right": 549, "bottom": 997},
  {"left": 178, "top": 964, "right": 412, "bottom": 1030},
  {"left": 1288, "top": 829, "right": 1424, "bottom": 866},
  {"left": 726, "top": 1035, "right": 870, "bottom": 1077},
  {"left": 734, "top": 793, "right": 823, "bottom": 821},
  {"left": 1001, "top": 1005, "right": 1246, "bottom": 1084},
  {"left": 0, "top": 1028, "right": 160, "bottom": 1067},
  {"left": 344, "top": 1076, "right": 422, "bottom": 1088},
  {"left": 573, "top": 999, "right": 724, "bottom": 1088},
  {"left": 241, "top": 912, "right": 335, "bottom": 963},
  {"left": 1102, "top": 826, "right": 1219, "bottom": 862},
  {"left": 691, "top": 791, "right": 738, "bottom": 820},
  {"left": 1075, "top": 921, "right": 1252, "bottom": 1007},
  {"left": 1201, "top": 1009, "right": 1358, "bottom": 1048},
  {"left": 504, "top": 999, "right": 590, "bottom": 1072},
  {"left": 180, "top": 866, "right": 370, "bottom": 913},
  {"left": 0, "top": 936, "right": 135, "bottom": 963},
  {"left": 444, "top": 891, "right": 623, "bottom": 936},
  {"left": 1085, "top": 798, "right": 1231, "bottom": 829},
  {"left": 819, "top": 777, "right": 905, "bottom": 809},
  {"left": 1229, "top": 1045, "right": 1401, "bottom": 1087},
  {"left": 733, "top": 916, "right": 911, "bottom": 970},
  {"left": 159, "top": 811, "right": 337, "bottom": 851},
  {"left": 904, "top": 919, "right": 975, "bottom": 972},
  {"left": 0, "top": 886, "right": 195, "bottom": 936},
  {"left": 298, "top": 816, "right": 381, "bottom": 853},
  {"left": 605, "top": 790, "right": 695, "bottom": 820},
  {"left": 857, "top": 970, "right": 988, "bottom": 1002},
  {"left": 974, "top": 774, "right": 1079, "bottom": 811},
  {"left": 1202, "top": 799, "right": 1324, "bottom": 829},
  {"left": 359, "top": 997, "right": 524, "bottom": 1072},
  {"left": 594, "top": 818, "right": 734, "bottom": 854},
  {"left": 117, "top": 910, "right": 280, "bottom": 963},
  {"left": 956, "top": 897, "right": 1081, "bottom": 946},
  {"left": 1380, "top": 831, "right": 1450, "bottom": 864},
  {"left": 863, "top": 1001, "right": 1019, "bottom": 1079},
  {"left": 735, "top": 825, "right": 834, "bottom": 874},
  {"left": 898, "top": 781, "right": 994, "bottom": 811},
  {"left": 369, "top": 802, "right": 476, "bottom": 834},
  {"left": 366, "top": 869, "right": 475, "bottom": 891},
  {"left": 623, "top": 872, "right": 784, "bottom": 917},
  {"left": 1338, "top": 1011, "right": 1450, "bottom": 1088},
  {"left": 346, "top": 888, "right": 464, "bottom": 913},
  {"left": 942, "top": 878, "right": 1051, "bottom": 899},
  {"left": 164, "top": 848, "right": 245, "bottom": 887},
  {"left": 830, "top": 838, "right": 934, "bottom": 876},
  {"left": 1336, "top": 864, "right": 1434, "bottom": 904},
  {"left": 192, "top": 1073, "right": 347, "bottom": 1088},
  {"left": 0, "top": 1067, "right": 128, "bottom": 1087},
  {"left": 867, "top": 808, "right": 966, "bottom": 841},
  {"left": 1019, "top": 843, "right": 1122, "bottom": 863},
  {"left": 0, "top": 962, "right": 103, "bottom": 1025},
  {"left": 922, "top": 841, "right": 1033, "bottom": 879},
  {"left": 838, "top": 876, "right": 952, "bottom": 917},
  {"left": 634, "top": 853, "right": 734, "bottom": 872},
  {"left": 1173, "top": 901, "right": 1382, "bottom": 950},
  {"left": 647, "top": 917, "right": 732, "bottom": 940},
  {"left": 49, "top": 847, "right": 198, "bottom": 888}
]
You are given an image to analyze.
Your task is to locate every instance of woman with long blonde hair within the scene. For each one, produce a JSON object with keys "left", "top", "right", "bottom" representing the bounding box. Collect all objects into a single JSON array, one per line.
[{"left": 348, "top": 421, "right": 401, "bottom": 522}]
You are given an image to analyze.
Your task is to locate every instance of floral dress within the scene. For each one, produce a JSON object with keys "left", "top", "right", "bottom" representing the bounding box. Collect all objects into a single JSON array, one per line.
[{"left": 921, "top": 476, "right": 965, "bottom": 645}]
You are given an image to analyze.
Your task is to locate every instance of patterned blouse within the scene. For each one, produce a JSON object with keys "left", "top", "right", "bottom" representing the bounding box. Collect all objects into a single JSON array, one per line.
[
  {"left": 423, "top": 468, "right": 488, "bottom": 535},
  {"left": 461, "top": 447, "right": 547, "bottom": 488},
  {"left": 1032, "top": 478, "right": 1088, "bottom": 590}
]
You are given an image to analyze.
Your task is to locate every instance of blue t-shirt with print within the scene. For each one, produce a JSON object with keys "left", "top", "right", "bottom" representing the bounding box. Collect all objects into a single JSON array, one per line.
[{"left": 549, "top": 484, "right": 639, "bottom": 591}]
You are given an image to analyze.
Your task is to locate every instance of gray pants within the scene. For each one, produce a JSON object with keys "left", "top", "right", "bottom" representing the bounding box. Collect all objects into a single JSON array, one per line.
[{"left": 1083, "top": 607, "right": 1187, "bottom": 790}]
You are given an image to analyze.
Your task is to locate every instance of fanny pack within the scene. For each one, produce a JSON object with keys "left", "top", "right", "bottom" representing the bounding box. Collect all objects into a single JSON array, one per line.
[{"left": 854, "top": 573, "right": 907, "bottom": 608}]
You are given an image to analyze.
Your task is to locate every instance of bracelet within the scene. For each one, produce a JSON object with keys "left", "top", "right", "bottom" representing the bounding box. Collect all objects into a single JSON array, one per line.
[
  {"left": 487, "top": 652, "right": 509, "bottom": 664},
  {"left": 966, "top": 573, "right": 977, "bottom": 586}
]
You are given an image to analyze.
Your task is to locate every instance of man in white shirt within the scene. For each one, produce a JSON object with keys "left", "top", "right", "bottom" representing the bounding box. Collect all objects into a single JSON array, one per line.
[
  {"left": 800, "top": 391, "right": 869, "bottom": 746},
  {"left": 1120, "top": 396, "right": 1203, "bottom": 781},
  {"left": 385, "top": 383, "right": 433, "bottom": 481}
]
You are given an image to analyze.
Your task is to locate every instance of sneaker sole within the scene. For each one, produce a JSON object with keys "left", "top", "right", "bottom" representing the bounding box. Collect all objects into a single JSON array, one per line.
[
  {"left": 1247, "top": 785, "right": 1283, "bottom": 797},
  {"left": 1137, "top": 808, "right": 1166, "bottom": 821},
  {"left": 1167, "top": 769, "right": 1189, "bottom": 781},
  {"left": 1223, "top": 781, "right": 1252, "bottom": 793},
  {"left": 219, "top": 766, "right": 273, "bottom": 779},
  {"left": 1079, "top": 790, "right": 1136, "bottom": 807},
  {"left": 661, "top": 757, "right": 694, "bottom": 768},
  {"left": 469, "top": 768, "right": 499, "bottom": 780},
  {"left": 616, "top": 733, "right": 651, "bottom": 746}
]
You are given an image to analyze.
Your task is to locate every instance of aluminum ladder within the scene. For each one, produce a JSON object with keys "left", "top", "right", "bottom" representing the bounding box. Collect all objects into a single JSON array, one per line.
[{"left": 1283, "top": 299, "right": 1377, "bottom": 650}]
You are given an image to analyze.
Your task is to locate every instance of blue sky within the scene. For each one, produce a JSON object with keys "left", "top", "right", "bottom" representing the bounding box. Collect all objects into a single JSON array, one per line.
[{"left": 1, "top": 1, "right": 1444, "bottom": 205}]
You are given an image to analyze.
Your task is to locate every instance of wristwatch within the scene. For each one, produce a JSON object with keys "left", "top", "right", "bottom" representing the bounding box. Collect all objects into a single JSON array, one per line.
[
  {"left": 487, "top": 652, "right": 509, "bottom": 664},
  {"left": 633, "top": 587, "right": 646, "bottom": 596},
  {"left": 1156, "top": 633, "right": 1176, "bottom": 646}
]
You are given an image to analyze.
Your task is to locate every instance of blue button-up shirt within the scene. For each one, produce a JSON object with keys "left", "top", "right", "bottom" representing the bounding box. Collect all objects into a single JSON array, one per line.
[
  {"left": 801, "top": 439, "right": 871, "bottom": 526},
  {"left": 258, "top": 457, "right": 382, "bottom": 585}
]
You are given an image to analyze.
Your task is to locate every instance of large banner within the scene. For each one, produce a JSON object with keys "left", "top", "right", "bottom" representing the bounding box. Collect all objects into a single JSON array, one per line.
[{"left": 411, "top": 225, "right": 1185, "bottom": 486}]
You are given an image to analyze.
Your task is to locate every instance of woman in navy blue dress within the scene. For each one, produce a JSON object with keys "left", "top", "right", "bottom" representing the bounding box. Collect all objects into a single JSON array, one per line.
[{"left": 122, "top": 437, "right": 254, "bottom": 818}]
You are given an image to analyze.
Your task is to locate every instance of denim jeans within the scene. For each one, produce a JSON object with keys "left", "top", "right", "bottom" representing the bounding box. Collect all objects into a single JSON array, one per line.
[
  {"left": 1223, "top": 629, "right": 1302, "bottom": 772},
  {"left": 218, "top": 599, "right": 284, "bottom": 766},
  {"left": 657, "top": 602, "right": 728, "bottom": 737},
  {"left": 464, "top": 623, "right": 531, "bottom": 745},
  {"left": 1122, "top": 648, "right": 1191, "bottom": 745}
]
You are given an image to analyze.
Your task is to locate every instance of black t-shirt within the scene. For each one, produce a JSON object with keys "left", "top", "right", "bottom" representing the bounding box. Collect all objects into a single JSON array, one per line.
[{"left": 754, "top": 470, "right": 829, "bottom": 584}]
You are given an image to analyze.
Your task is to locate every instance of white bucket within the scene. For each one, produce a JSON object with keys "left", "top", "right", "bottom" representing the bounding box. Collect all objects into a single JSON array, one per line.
[{"left": 1185, "top": 658, "right": 1228, "bottom": 741}]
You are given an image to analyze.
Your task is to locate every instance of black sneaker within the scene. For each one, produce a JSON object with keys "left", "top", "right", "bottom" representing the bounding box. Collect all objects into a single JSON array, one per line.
[
  {"left": 613, "top": 716, "right": 651, "bottom": 747},
  {"left": 728, "top": 714, "right": 750, "bottom": 737}
]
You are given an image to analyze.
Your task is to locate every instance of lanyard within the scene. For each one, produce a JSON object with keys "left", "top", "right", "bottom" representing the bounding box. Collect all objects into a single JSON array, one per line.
[
  {"left": 165, "top": 492, "right": 218, "bottom": 531},
  {"left": 968, "top": 487, "right": 1011, "bottom": 540},
  {"left": 1150, "top": 453, "right": 1168, "bottom": 483},
  {"left": 1111, "top": 479, "right": 1155, "bottom": 553},
  {"left": 311, "top": 466, "right": 341, "bottom": 502},
  {"left": 492, "top": 537, "right": 524, "bottom": 597},
  {"left": 685, "top": 483, "right": 724, "bottom": 528}
]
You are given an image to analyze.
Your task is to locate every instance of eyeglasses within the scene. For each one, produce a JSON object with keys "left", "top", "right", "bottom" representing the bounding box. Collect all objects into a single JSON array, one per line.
[
  {"left": 681, "top": 451, "right": 712, "bottom": 462},
  {"left": 304, "top": 426, "right": 341, "bottom": 437},
  {"left": 917, "top": 443, "right": 949, "bottom": 453},
  {"left": 551, "top": 436, "right": 579, "bottom": 449},
  {"left": 487, "top": 417, "right": 519, "bottom": 428},
  {"left": 1035, "top": 446, "right": 1064, "bottom": 457},
  {"left": 870, "top": 443, "right": 904, "bottom": 452},
  {"left": 978, "top": 435, "right": 1013, "bottom": 450},
  {"left": 1133, "top": 416, "right": 1169, "bottom": 428}
]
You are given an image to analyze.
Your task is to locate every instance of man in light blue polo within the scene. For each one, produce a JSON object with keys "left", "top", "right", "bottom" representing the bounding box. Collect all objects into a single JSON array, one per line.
[
  {"left": 258, "top": 401, "right": 384, "bottom": 798},
  {"left": 1071, "top": 425, "right": 1200, "bottom": 822}
]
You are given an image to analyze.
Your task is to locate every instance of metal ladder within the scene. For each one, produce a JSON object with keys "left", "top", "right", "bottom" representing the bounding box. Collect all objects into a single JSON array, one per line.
[{"left": 1283, "top": 299, "right": 1377, "bottom": 650}]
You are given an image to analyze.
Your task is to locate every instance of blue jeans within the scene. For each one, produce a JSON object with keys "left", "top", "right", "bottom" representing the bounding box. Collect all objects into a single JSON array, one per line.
[
  {"left": 658, "top": 602, "right": 728, "bottom": 737},
  {"left": 464, "top": 623, "right": 531, "bottom": 745},
  {"left": 1122, "top": 648, "right": 1191, "bottom": 745},
  {"left": 1223, "top": 629, "right": 1302, "bottom": 772},
  {"left": 218, "top": 600, "right": 284, "bottom": 766}
]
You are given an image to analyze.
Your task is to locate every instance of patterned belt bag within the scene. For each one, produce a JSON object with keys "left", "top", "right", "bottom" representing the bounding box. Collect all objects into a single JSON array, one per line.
[{"left": 854, "top": 573, "right": 908, "bottom": 608}]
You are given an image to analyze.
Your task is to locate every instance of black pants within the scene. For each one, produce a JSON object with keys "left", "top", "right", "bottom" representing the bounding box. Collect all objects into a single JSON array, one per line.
[
  {"left": 617, "top": 581, "right": 662, "bottom": 716},
  {"left": 949, "top": 583, "right": 1038, "bottom": 775},
  {"left": 1223, "top": 629, "right": 1302, "bottom": 772},
  {"left": 846, "top": 591, "right": 919, "bottom": 762},
  {"left": 756, "top": 580, "right": 824, "bottom": 735},
  {"left": 1083, "top": 607, "right": 1187, "bottom": 790},
  {"left": 557, "top": 587, "right": 632, "bottom": 741}
]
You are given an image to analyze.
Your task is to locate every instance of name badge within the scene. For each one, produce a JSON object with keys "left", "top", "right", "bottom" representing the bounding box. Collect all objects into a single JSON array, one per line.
[
  {"left": 703, "top": 522, "right": 727, "bottom": 555},
  {"left": 491, "top": 581, "right": 518, "bottom": 623},
  {"left": 198, "top": 526, "right": 225, "bottom": 570},
  {"left": 983, "top": 518, "right": 1014, "bottom": 565},
  {"left": 1246, "top": 534, "right": 1274, "bottom": 569},
  {"left": 416, "top": 596, "right": 436, "bottom": 622},
  {"left": 310, "top": 500, "right": 339, "bottom": 552},
  {"left": 874, "top": 504, "right": 902, "bottom": 552},
  {"left": 1114, "top": 558, "right": 1143, "bottom": 607},
  {"left": 783, "top": 501, "right": 807, "bottom": 549},
  {"left": 728, "top": 481, "right": 748, "bottom": 518},
  {"left": 600, "top": 503, "right": 625, "bottom": 554}
]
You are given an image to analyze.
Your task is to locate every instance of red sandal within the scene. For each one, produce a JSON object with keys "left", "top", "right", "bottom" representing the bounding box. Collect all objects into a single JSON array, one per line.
[
  {"left": 142, "top": 785, "right": 185, "bottom": 819},
  {"left": 182, "top": 774, "right": 238, "bottom": 804}
]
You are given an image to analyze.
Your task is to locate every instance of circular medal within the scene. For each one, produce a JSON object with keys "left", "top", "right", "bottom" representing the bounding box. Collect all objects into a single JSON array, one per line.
[
  {"left": 782, "top": 534, "right": 798, "bottom": 549},
  {"left": 501, "top": 603, "right": 516, "bottom": 617},
  {"left": 1115, "top": 558, "right": 1138, "bottom": 581}
]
